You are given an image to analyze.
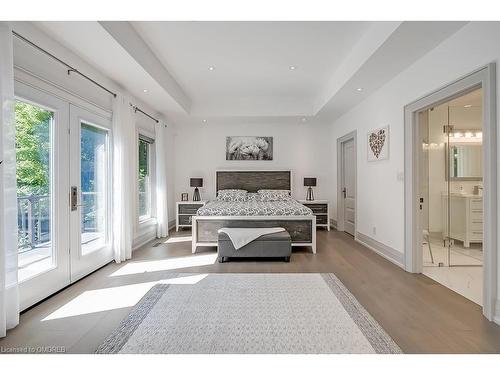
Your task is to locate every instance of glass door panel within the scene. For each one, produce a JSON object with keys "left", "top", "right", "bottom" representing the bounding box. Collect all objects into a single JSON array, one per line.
[
  {"left": 15, "top": 100, "right": 55, "bottom": 281},
  {"left": 447, "top": 89, "right": 484, "bottom": 267},
  {"left": 80, "top": 123, "right": 108, "bottom": 255},
  {"left": 70, "top": 105, "right": 113, "bottom": 281}
]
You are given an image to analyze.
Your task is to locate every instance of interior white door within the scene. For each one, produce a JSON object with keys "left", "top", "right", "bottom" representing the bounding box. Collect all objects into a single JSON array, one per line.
[
  {"left": 342, "top": 139, "right": 356, "bottom": 236},
  {"left": 69, "top": 105, "right": 113, "bottom": 281},
  {"left": 15, "top": 81, "right": 71, "bottom": 311}
]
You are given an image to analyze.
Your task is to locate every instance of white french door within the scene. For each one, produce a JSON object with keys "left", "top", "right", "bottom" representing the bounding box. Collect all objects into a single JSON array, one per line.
[
  {"left": 69, "top": 105, "right": 113, "bottom": 280},
  {"left": 15, "top": 82, "right": 71, "bottom": 310},
  {"left": 15, "top": 81, "right": 113, "bottom": 310}
]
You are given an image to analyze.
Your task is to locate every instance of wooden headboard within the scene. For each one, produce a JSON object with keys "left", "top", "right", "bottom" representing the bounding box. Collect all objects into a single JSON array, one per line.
[{"left": 216, "top": 170, "right": 292, "bottom": 194}]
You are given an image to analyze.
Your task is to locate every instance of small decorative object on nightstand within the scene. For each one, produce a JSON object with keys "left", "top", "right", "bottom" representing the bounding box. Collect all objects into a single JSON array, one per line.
[
  {"left": 304, "top": 177, "right": 316, "bottom": 201},
  {"left": 181, "top": 193, "right": 188, "bottom": 201},
  {"left": 176, "top": 201, "right": 206, "bottom": 231},
  {"left": 298, "top": 200, "right": 330, "bottom": 231},
  {"left": 190, "top": 178, "right": 203, "bottom": 201}
]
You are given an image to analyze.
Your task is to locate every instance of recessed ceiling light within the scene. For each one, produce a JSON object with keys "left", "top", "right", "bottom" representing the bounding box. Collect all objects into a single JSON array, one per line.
[
  {"left": 208, "top": 66, "right": 216, "bottom": 71},
  {"left": 356, "top": 88, "right": 363, "bottom": 92},
  {"left": 289, "top": 66, "right": 297, "bottom": 70},
  {"left": 464, "top": 104, "right": 472, "bottom": 108},
  {"left": 143, "top": 89, "right": 148, "bottom": 93}
]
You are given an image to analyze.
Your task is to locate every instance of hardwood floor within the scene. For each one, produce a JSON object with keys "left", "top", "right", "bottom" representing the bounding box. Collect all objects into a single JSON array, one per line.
[{"left": 1, "top": 229, "right": 500, "bottom": 353}]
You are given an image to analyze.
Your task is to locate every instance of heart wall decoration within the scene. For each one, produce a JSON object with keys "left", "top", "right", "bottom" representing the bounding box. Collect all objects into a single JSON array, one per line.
[{"left": 367, "top": 126, "right": 389, "bottom": 161}]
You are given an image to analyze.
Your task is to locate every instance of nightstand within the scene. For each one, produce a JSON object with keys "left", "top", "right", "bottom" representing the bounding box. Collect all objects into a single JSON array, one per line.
[
  {"left": 176, "top": 201, "right": 206, "bottom": 231},
  {"left": 298, "top": 200, "right": 330, "bottom": 231}
]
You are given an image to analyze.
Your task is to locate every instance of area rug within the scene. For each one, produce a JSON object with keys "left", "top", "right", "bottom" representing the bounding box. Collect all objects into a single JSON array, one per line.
[{"left": 96, "top": 273, "right": 402, "bottom": 354}]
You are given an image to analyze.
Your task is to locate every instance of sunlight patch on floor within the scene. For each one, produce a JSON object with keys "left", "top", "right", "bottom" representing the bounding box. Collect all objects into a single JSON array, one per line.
[
  {"left": 109, "top": 253, "right": 218, "bottom": 277},
  {"left": 41, "top": 274, "right": 208, "bottom": 321},
  {"left": 164, "top": 236, "right": 192, "bottom": 243}
]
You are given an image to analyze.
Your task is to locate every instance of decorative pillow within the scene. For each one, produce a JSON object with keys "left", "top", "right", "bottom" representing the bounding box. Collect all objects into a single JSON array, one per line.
[
  {"left": 257, "top": 189, "right": 291, "bottom": 201},
  {"left": 246, "top": 192, "right": 260, "bottom": 201},
  {"left": 216, "top": 189, "right": 248, "bottom": 202}
]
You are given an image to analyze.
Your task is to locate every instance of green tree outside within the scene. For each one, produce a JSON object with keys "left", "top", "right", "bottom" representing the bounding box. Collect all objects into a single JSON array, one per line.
[{"left": 15, "top": 101, "right": 52, "bottom": 197}]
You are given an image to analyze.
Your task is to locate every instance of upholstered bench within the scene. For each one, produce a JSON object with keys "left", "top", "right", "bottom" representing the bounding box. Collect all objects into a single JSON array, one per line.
[{"left": 217, "top": 230, "right": 292, "bottom": 263}]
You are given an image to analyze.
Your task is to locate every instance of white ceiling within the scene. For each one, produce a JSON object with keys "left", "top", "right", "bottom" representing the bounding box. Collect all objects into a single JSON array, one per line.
[
  {"left": 445, "top": 88, "right": 482, "bottom": 107},
  {"left": 32, "top": 21, "right": 468, "bottom": 125},
  {"left": 131, "top": 21, "right": 371, "bottom": 116}
]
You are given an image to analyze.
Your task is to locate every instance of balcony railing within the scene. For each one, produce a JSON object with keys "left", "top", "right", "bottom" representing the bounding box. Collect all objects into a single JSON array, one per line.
[{"left": 17, "top": 192, "right": 100, "bottom": 253}]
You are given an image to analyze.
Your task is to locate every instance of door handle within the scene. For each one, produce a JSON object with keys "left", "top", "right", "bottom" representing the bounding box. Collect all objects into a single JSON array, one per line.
[
  {"left": 71, "top": 186, "right": 78, "bottom": 211},
  {"left": 342, "top": 188, "right": 347, "bottom": 199}
]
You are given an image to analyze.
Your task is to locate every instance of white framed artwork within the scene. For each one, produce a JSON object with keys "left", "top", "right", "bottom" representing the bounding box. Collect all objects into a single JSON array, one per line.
[{"left": 367, "top": 126, "right": 389, "bottom": 161}]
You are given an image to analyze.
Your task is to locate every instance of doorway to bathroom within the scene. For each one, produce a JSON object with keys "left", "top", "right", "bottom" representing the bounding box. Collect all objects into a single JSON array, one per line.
[
  {"left": 419, "top": 88, "right": 484, "bottom": 305},
  {"left": 404, "top": 65, "right": 498, "bottom": 321}
]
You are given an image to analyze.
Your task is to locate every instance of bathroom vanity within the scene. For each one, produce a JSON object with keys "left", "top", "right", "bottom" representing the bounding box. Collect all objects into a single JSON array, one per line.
[{"left": 441, "top": 193, "right": 483, "bottom": 247}]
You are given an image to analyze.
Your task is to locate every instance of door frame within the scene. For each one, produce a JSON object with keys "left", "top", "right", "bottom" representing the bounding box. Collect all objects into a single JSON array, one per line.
[
  {"left": 404, "top": 63, "right": 498, "bottom": 322},
  {"left": 337, "top": 130, "right": 357, "bottom": 237}
]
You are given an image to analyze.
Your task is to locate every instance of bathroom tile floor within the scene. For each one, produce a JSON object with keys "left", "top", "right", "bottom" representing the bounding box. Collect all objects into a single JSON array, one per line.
[{"left": 423, "top": 236, "right": 482, "bottom": 305}]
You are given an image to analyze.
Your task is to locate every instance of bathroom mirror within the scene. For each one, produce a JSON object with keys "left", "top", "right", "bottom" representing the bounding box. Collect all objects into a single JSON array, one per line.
[{"left": 446, "top": 143, "right": 483, "bottom": 181}]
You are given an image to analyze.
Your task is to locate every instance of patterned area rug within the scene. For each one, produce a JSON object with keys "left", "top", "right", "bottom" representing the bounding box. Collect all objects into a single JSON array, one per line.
[{"left": 96, "top": 273, "right": 401, "bottom": 354}]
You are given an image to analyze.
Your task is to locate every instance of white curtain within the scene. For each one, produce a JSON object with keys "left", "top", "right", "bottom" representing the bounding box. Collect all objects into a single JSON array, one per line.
[
  {"left": 0, "top": 22, "right": 19, "bottom": 338},
  {"left": 155, "top": 121, "right": 169, "bottom": 238},
  {"left": 112, "top": 93, "right": 135, "bottom": 263}
]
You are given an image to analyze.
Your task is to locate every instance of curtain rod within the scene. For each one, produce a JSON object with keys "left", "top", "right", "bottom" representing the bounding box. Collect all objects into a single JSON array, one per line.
[
  {"left": 12, "top": 31, "right": 117, "bottom": 98},
  {"left": 13, "top": 31, "right": 162, "bottom": 125},
  {"left": 130, "top": 104, "right": 160, "bottom": 124}
]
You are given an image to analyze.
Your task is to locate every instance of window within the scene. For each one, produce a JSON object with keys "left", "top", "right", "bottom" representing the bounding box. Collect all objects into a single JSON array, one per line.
[{"left": 138, "top": 136, "right": 153, "bottom": 220}]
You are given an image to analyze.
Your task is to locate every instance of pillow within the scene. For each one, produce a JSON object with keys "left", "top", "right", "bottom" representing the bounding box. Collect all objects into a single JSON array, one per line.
[
  {"left": 246, "top": 192, "right": 260, "bottom": 201},
  {"left": 216, "top": 189, "right": 248, "bottom": 202},
  {"left": 257, "top": 189, "right": 291, "bottom": 201}
]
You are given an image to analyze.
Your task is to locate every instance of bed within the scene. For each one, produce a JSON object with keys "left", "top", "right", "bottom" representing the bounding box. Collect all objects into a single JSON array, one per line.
[{"left": 191, "top": 170, "right": 317, "bottom": 254}]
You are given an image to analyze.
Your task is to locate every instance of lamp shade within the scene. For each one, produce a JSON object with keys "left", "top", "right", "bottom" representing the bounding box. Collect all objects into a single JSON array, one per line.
[
  {"left": 304, "top": 177, "right": 317, "bottom": 187},
  {"left": 190, "top": 178, "right": 203, "bottom": 188}
]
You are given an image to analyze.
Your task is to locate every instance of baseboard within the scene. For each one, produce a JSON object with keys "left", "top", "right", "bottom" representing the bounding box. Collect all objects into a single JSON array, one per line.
[
  {"left": 168, "top": 219, "right": 176, "bottom": 230},
  {"left": 330, "top": 219, "right": 337, "bottom": 230},
  {"left": 132, "top": 225, "right": 157, "bottom": 252},
  {"left": 494, "top": 299, "right": 500, "bottom": 325},
  {"left": 355, "top": 231, "right": 405, "bottom": 269}
]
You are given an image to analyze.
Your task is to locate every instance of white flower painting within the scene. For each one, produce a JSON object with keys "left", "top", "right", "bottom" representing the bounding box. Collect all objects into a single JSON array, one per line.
[{"left": 226, "top": 136, "right": 273, "bottom": 160}]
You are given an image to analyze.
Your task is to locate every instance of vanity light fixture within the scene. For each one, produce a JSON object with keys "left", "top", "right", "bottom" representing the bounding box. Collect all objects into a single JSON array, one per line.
[
  {"left": 356, "top": 87, "right": 363, "bottom": 92},
  {"left": 450, "top": 130, "right": 482, "bottom": 141},
  {"left": 464, "top": 104, "right": 472, "bottom": 108},
  {"left": 208, "top": 66, "right": 216, "bottom": 71},
  {"left": 143, "top": 89, "right": 148, "bottom": 93},
  {"left": 202, "top": 119, "right": 207, "bottom": 123},
  {"left": 289, "top": 65, "right": 297, "bottom": 70}
]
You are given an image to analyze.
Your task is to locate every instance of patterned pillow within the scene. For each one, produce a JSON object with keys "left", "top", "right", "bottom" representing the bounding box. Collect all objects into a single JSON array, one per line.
[
  {"left": 257, "top": 189, "right": 291, "bottom": 201},
  {"left": 216, "top": 189, "right": 248, "bottom": 202},
  {"left": 246, "top": 192, "right": 260, "bottom": 201}
]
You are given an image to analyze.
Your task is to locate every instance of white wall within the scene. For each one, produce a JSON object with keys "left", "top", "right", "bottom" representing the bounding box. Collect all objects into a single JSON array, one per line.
[
  {"left": 11, "top": 22, "right": 177, "bottom": 246},
  {"left": 173, "top": 121, "right": 333, "bottom": 204},
  {"left": 330, "top": 21, "right": 500, "bottom": 318}
]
